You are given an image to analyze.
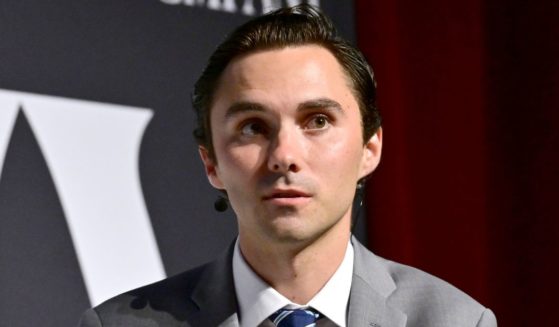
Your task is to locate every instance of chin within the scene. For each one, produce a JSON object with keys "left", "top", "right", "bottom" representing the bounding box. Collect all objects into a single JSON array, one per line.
[
  {"left": 267, "top": 223, "right": 327, "bottom": 245},
  {"left": 265, "top": 223, "right": 308, "bottom": 242}
]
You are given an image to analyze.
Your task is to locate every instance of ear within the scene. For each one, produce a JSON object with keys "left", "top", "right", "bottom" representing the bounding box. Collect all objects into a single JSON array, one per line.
[
  {"left": 198, "top": 146, "right": 225, "bottom": 190},
  {"left": 359, "top": 128, "right": 383, "bottom": 179}
]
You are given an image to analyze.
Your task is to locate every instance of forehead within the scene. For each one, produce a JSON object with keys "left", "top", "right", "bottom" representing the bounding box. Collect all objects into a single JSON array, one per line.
[{"left": 211, "top": 45, "right": 357, "bottom": 111}]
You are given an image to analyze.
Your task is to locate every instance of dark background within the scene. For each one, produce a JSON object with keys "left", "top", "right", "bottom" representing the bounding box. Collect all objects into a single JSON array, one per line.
[
  {"left": 0, "top": 1, "right": 356, "bottom": 326},
  {"left": 357, "top": 0, "right": 559, "bottom": 326},
  {"left": 1, "top": 0, "right": 557, "bottom": 326}
]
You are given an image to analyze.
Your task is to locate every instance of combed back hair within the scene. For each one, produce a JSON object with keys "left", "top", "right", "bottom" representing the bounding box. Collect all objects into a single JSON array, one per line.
[{"left": 192, "top": 4, "right": 381, "bottom": 160}]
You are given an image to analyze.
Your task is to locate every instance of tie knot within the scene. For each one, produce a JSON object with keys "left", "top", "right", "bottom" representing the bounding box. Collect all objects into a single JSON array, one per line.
[{"left": 269, "top": 308, "right": 322, "bottom": 327}]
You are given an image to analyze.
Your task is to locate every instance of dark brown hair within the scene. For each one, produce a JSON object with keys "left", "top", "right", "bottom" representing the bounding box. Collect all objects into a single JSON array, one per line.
[{"left": 192, "top": 4, "right": 381, "bottom": 160}]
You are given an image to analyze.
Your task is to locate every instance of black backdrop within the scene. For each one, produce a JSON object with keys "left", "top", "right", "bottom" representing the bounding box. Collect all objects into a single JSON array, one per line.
[{"left": 0, "top": 1, "right": 357, "bottom": 326}]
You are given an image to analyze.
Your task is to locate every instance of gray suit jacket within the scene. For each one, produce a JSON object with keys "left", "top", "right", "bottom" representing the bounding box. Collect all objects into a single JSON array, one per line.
[{"left": 79, "top": 238, "right": 497, "bottom": 326}]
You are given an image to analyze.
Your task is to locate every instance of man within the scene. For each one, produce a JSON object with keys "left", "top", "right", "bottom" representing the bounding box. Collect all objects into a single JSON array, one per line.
[{"left": 79, "top": 5, "right": 496, "bottom": 327}]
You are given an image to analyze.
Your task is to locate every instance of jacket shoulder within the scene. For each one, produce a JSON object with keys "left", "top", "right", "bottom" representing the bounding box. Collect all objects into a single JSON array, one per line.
[
  {"left": 381, "top": 257, "right": 496, "bottom": 326},
  {"left": 83, "top": 263, "right": 209, "bottom": 326}
]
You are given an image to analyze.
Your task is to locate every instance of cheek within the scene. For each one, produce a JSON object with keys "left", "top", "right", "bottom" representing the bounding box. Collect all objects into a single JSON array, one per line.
[
  {"left": 310, "top": 132, "right": 364, "bottom": 175},
  {"left": 215, "top": 144, "right": 264, "bottom": 183}
]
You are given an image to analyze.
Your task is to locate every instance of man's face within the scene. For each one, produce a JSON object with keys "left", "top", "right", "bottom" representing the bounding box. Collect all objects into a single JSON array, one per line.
[{"left": 200, "top": 45, "right": 381, "bottom": 247}]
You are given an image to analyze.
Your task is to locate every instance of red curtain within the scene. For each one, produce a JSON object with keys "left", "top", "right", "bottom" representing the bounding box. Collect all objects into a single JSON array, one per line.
[{"left": 356, "top": 0, "right": 559, "bottom": 325}]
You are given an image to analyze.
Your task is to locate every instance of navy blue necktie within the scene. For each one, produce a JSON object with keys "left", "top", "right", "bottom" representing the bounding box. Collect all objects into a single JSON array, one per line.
[{"left": 269, "top": 308, "right": 322, "bottom": 327}]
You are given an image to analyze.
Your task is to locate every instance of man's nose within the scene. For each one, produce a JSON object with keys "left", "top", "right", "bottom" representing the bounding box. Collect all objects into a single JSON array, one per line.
[{"left": 267, "top": 128, "right": 302, "bottom": 173}]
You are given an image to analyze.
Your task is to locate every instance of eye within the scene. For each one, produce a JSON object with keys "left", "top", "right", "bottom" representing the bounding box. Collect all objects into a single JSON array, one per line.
[
  {"left": 240, "top": 120, "right": 267, "bottom": 136},
  {"left": 305, "top": 114, "right": 330, "bottom": 130}
]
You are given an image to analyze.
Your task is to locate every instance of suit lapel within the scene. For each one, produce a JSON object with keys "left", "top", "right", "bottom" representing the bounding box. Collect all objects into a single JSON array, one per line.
[
  {"left": 181, "top": 238, "right": 406, "bottom": 327},
  {"left": 188, "top": 243, "right": 240, "bottom": 327},
  {"left": 348, "top": 238, "right": 407, "bottom": 327}
]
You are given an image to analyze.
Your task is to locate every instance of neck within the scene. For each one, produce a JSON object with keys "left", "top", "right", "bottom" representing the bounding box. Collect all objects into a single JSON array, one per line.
[{"left": 239, "top": 219, "right": 351, "bottom": 304}]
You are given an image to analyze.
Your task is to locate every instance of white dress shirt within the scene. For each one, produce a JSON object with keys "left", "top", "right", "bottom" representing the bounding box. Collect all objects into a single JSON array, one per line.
[{"left": 232, "top": 239, "right": 354, "bottom": 327}]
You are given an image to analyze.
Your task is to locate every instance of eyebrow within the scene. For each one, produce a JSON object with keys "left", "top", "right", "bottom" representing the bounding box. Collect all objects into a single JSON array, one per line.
[
  {"left": 297, "top": 98, "right": 344, "bottom": 114},
  {"left": 223, "top": 97, "right": 345, "bottom": 121},
  {"left": 224, "top": 102, "right": 266, "bottom": 121}
]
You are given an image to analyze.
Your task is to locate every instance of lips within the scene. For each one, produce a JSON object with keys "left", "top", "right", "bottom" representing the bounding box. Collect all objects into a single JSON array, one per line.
[
  {"left": 262, "top": 189, "right": 311, "bottom": 200},
  {"left": 262, "top": 189, "right": 312, "bottom": 208}
]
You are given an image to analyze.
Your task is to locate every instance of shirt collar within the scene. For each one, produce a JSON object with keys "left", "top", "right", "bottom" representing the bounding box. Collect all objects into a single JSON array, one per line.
[{"left": 232, "top": 238, "right": 354, "bottom": 327}]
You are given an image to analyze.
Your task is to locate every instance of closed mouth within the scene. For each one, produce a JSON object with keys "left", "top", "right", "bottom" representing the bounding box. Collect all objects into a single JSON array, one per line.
[{"left": 262, "top": 190, "right": 311, "bottom": 200}]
